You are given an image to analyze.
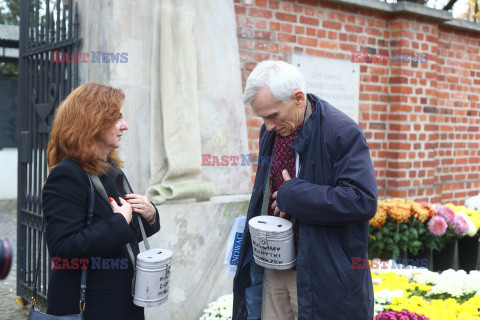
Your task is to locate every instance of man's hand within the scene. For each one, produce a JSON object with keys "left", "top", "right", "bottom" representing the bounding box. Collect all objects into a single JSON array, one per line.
[{"left": 271, "top": 169, "right": 291, "bottom": 218}]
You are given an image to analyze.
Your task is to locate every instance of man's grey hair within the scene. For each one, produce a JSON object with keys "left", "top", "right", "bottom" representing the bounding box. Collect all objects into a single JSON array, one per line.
[{"left": 243, "top": 60, "right": 306, "bottom": 105}]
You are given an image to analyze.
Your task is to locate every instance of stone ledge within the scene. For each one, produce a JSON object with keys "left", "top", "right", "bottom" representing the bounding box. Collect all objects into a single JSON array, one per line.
[
  {"left": 441, "top": 19, "right": 480, "bottom": 33},
  {"left": 329, "top": 0, "right": 480, "bottom": 34},
  {"left": 145, "top": 194, "right": 249, "bottom": 320}
]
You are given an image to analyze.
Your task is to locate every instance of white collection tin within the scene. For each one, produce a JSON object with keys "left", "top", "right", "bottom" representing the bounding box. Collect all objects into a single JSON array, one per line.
[
  {"left": 249, "top": 216, "right": 296, "bottom": 270},
  {"left": 133, "top": 248, "right": 172, "bottom": 307}
]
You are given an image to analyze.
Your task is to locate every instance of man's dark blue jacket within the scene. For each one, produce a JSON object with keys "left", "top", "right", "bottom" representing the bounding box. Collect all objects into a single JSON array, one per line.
[{"left": 233, "top": 94, "right": 377, "bottom": 320}]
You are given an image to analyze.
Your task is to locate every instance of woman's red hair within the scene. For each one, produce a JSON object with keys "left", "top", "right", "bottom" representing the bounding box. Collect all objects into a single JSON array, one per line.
[{"left": 47, "top": 82, "right": 125, "bottom": 175}]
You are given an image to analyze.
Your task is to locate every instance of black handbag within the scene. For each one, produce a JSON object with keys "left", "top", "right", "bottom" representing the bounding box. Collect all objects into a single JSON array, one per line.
[{"left": 28, "top": 174, "right": 95, "bottom": 320}]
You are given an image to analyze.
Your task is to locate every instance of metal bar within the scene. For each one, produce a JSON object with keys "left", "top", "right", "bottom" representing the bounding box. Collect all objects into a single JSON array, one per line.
[
  {"left": 56, "top": 0, "right": 61, "bottom": 47},
  {"left": 46, "top": 0, "right": 50, "bottom": 44},
  {"left": 62, "top": 5, "right": 66, "bottom": 41},
  {"left": 73, "top": 2, "right": 79, "bottom": 89},
  {"left": 32, "top": 54, "right": 39, "bottom": 218},
  {"left": 68, "top": 0, "right": 73, "bottom": 40},
  {"left": 27, "top": 228, "right": 31, "bottom": 285},
  {"left": 42, "top": 230, "right": 47, "bottom": 295},
  {"left": 67, "top": 45, "right": 72, "bottom": 93},
  {"left": 21, "top": 39, "right": 82, "bottom": 57},
  {"left": 35, "top": 0, "right": 40, "bottom": 45},
  {"left": 32, "top": 229, "right": 37, "bottom": 291},
  {"left": 17, "top": 0, "right": 31, "bottom": 300}
]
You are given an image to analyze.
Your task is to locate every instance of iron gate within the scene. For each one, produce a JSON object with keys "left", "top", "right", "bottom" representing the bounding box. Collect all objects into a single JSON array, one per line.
[{"left": 17, "top": 0, "right": 80, "bottom": 305}]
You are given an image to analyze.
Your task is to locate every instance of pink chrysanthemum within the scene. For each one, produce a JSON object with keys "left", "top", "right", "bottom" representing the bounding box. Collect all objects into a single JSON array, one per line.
[
  {"left": 435, "top": 205, "right": 455, "bottom": 224},
  {"left": 452, "top": 214, "right": 469, "bottom": 235},
  {"left": 428, "top": 216, "right": 447, "bottom": 236},
  {"left": 375, "top": 310, "right": 429, "bottom": 320}
]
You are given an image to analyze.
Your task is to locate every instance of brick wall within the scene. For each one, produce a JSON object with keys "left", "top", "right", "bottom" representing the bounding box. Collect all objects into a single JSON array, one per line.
[{"left": 234, "top": 0, "right": 480, "bottom": 204}]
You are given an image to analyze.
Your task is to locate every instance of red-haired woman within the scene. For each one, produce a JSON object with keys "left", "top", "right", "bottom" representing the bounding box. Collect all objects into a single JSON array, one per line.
[{"left": 42, "top": 83, "right": 160, "bottom": 319}]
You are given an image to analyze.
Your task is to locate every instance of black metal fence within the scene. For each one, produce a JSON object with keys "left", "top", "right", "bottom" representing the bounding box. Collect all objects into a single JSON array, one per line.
[{"left": 17, "top": 0, "right": 79, "bottom": 305}]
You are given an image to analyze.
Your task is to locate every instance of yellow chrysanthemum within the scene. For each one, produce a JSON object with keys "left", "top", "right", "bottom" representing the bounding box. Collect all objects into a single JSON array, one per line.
[
  {"left": 370, "top": 206, "right": 387, "bottom": 228},
  {"left": 372, "top": 269, "right": 480, "bottom": 320},
  {"left": 412, "top": 202, "right": 429, "bottom": 223}
]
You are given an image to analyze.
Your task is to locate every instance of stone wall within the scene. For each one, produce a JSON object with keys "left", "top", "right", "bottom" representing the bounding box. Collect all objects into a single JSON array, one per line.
[{"left": 234, "top": 0, "right": 480, "bottom": 203}]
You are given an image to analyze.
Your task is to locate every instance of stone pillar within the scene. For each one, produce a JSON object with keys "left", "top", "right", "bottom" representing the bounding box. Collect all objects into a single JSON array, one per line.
[
  {"left": 77, "top": 0, "right": 154, "bottom": 194},
  {"left": 196, "top": 0, "right": 252, "bottom": 195}
]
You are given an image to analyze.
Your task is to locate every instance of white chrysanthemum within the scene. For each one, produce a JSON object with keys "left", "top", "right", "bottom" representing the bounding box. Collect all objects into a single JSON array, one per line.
[
  {"left": 374, "top": 289, "right": 403, "bottom": 305},
  {"left": 199, "top": 294, "right": 233, "bottom": 320},
  {"left": 426, "top": 269, "right": 480, "bottom": 298},
  {"left": 465, "top": 194, "right": 480, "bottom": 211}
]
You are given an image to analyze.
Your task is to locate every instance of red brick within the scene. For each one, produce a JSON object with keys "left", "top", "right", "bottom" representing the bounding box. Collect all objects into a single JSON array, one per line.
[
  {"left": 366, "top": 28, "right": 382, "bottom": 37},
  {"left": 253, "top": 52, "right": 271, "bottom": 62},
  {"left": 237, "top": 27, "right": 253, "bottom": 40},
  {"left": 328, "top": 31, "right": 338, "bottom": 40},
  {"left": 345, "top": 24, "right": 363, "bottom": 33},
  {"left": 318, "top": 40, "right": 338, "bottom": 50},
  {"left": 235, "top": 5, "right": 246, "bottom": 15},
  {"left": 306, "top": 27, "right": 316, "bottom": 36},
  {"left": 339, "top": 43, "right": 357, "bottom": 51},
  {"left": 317, "top": 29, "right": 326, "bottom": 38},
  {"left": 255, "top": 0, "right": 267, "bottom": 7},
  {"left": 245, "top": 62, "right": 257, "bottom": 71},
  {"left": 305, "top": 7, "right": 315, "bottom": 16},
  {"left": 389, "top": 76, "right": 409, "bottom": 84},
  {"left": 322, "top": 20, "right": 342, "bottom": 30},
  {"left": 390, "top": 86, "right": 413, "bottom": 94},
  {"left": 280, "top": 45, "right": 292, "bottom": 53},
  {"left": 281, "top": 23, "right": 293, "bottom": 33},
  {"left": 256, "top": 42, "right": 267, "bottom": 51},
  {"left": 247, "top": 118, "right": 263, "bottom": 127},
  {"left": 298, "top": 36, "right": 317, "bottom": 47},
  {"left": 254, "top": 30, "right": 272, "bottom": 40},
  {"left": 300, "top": 16, "right": 319, "bottom": 26},
  {"left": 270, "top": 22, "right": 281, "bottom": 31},
  {"left": 281, "top": 3, "right": 292, "bottom": 12},
  {"left": 276, "top": 12, "right": 297, "bottom": 22},
  {"left": 255, "top": 19, "right": 267, "bottom": 29},
  {"left": 298, "top": 0, "right": 319, "bottom": 6},
  {"left": 269, "top": 1, "right": 280, "bottom": 9},
  {"left": 278, "top": 33, "right": 296, "bottom": 42},
  {"left": 293, "top": 5, "right": 303, "bottom": 13},
  {"left": 250, "top": 8, "right": 272, "bottom": 18},
  {"left": 295, "top": 26, "right": 305, "bottom": 34}
]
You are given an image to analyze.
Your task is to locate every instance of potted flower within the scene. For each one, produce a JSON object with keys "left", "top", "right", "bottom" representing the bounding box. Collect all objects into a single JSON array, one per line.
[
  {"left": 369, "top": 199, "right": 424, "bottom": 260},
  {"left": 431, "top": 205, "right": 469, "bottom": 272},
  {"left": 452, "top": 202, "right": 480, "bottom": 272}
]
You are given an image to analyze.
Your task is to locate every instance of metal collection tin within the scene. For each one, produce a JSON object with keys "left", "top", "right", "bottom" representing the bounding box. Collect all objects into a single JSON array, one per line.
[
  {"left": 133, "top": 248, "right": 173, "bottom": 307},
  {"left": 249, "top": 216, "right": 296, "bottom": 270}
]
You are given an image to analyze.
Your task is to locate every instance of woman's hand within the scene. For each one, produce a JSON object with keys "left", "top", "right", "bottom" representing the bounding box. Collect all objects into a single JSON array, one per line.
[
  {"left": 124, "top": 193, "right": 156, "bottom": 225},
  {"left": 109, "top": 197, "right": 132, "bottom": 224}
]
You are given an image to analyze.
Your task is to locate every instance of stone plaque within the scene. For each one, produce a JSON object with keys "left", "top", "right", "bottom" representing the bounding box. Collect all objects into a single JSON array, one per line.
[{"left": 291, "top": 54, "right": 359, "bottom": 123}]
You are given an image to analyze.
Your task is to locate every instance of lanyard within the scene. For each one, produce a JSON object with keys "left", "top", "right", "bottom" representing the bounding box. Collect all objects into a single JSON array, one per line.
[{"left": 260, "top": 99, "right": 312, "bottom": 216}]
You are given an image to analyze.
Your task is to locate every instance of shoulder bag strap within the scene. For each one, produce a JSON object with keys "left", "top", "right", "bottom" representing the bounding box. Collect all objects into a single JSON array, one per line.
[
  {"left": 87, "top": 173, "right": 150, "bottom": 270},
  {"left": 33, "top": 172, "right": 94, "bottom": 314}
]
